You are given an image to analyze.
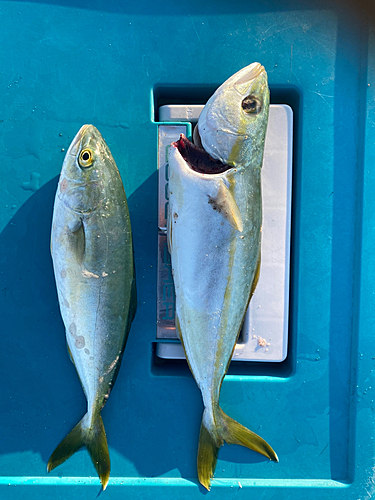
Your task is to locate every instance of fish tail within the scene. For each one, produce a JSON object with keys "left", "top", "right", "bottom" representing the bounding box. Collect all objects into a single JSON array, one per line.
[
  {"left": 197, "top": 407, "right": 278, "bottom": 490},
  {"left": 47, "top": 411, "right": 110, "bottom": 490}
]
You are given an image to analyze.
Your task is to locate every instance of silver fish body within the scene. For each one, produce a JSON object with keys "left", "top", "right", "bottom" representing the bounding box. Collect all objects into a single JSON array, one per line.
[
  {"left": 167, "top": 63, "right": 277, "bottom": 490},
  {"left": 48, "top": 125, "right": 136, "bottom": 490}
]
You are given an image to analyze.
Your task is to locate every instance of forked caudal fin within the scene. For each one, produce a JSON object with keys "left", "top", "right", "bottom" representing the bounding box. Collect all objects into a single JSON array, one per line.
[
  {"left": 47, "top": 411, "right": 110, "bottom": 490},
  {"left": 197, "top": 407, "right": 278, "bottom": 491}
]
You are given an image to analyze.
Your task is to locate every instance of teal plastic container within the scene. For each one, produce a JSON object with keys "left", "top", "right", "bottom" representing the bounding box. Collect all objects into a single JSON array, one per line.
[{"left": 0, "top": 0, "right": 374, "bottom": 498}]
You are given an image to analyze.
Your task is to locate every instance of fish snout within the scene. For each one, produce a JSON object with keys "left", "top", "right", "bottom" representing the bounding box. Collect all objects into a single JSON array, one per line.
[
  {"left": 233, "top": 63, "right": 267, "bottom": 93},
  {"left": 247, "top": 62, "right": 266, "bottom": 80},
  {"left": 68, "top": 125, "right": 101, "bottom": 158}
]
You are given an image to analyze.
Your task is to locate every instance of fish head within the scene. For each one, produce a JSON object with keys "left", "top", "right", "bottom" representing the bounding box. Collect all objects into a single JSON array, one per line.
[
  {"left": 58, "top": 125, "right": 111, "bottom": 214},
  {"left": 197, "top": 63, "right": 270, "bottom": 168}
]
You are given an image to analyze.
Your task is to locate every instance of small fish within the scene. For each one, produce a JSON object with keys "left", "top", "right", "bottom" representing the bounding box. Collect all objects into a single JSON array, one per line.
[
  {"left": 167, "top": 63, "right": 278, "bottom": 490},
  {"left": 48, "top": 125, "right": 136, "bottom": 490}
]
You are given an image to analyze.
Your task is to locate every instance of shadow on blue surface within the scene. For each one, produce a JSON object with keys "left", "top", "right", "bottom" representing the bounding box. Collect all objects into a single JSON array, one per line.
[
  {"left": 5, "top": 0, "right": 375, "bottom": 19},
  {"left": 327, "top": 10, "right": 369, "bottom": 482},
  {"left": 0, "top": 176, "right": 76, "bottom": 473},
  {"left": 1, "top": 0, "right": 333, "bottom": 14}
]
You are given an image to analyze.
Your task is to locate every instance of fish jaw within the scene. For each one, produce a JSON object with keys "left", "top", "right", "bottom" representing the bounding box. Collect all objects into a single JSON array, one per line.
[{"left": 197, "top": 63, "right": 269, "bottom": 167}]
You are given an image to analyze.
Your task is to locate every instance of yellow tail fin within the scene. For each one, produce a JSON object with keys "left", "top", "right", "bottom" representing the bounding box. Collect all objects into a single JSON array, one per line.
[
  {"left": 197, "top": 407, "right": 278, "bottom": 490},
  {"left": 47, "top": 411, "right": 110, "bottom": 490}
]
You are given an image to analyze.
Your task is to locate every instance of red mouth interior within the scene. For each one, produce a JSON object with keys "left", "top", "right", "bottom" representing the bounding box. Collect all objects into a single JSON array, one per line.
[{"left": 173, "top": 134, "right": 231, "bottom": 174}]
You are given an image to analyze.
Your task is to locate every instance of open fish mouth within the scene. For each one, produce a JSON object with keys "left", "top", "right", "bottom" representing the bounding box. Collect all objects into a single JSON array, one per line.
[{"left": 173, "top": 134, "right": 232, "bottom": 175}]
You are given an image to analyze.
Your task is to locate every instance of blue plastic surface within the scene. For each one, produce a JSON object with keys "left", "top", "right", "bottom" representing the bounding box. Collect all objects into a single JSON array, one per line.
[{"left": 1, "top": 0, "right": 375, "bottom": 498}]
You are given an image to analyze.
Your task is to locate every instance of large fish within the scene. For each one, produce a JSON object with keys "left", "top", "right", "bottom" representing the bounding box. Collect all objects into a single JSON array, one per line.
[
  {"left": 48, "top": 125, "right": 136, "bottom": 490},
  {"left": 167, "top": 63, "right": 278, "bottom": 490}
]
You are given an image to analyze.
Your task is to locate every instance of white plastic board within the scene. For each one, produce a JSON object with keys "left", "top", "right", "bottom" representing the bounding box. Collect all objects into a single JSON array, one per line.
[{"left": 157, "top": 104, "right": 293, "bottom": 362}]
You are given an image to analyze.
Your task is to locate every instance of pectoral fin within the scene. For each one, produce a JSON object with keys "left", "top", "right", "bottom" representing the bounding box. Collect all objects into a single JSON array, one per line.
[
  {"left": 68, "top": 217, "right": 83, "bottom": 233},
  {"left": 207, "top": 182, "right": 243, "bottom": 232},
  {"left": 67, "top": 218, "right": 85, "bottom": 263}
]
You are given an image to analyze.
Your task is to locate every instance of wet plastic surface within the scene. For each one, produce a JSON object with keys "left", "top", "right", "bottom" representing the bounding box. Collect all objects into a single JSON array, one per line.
[{"left": 1, "top": 0, "right": 375, "bottom": 498}]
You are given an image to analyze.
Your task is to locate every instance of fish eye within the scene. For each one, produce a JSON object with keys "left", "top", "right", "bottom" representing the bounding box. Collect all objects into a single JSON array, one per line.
[
  {"left": 241, "top": 95, "right": 262, "bottom": 114},
  {"left": 78, "top": 148, "right": 94, "bottom": 168}
]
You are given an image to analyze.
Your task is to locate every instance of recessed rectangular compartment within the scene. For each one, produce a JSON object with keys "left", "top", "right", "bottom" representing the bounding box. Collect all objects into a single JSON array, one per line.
[{"left": 156, "top": 104, "right": 293, "bottom": 362}]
